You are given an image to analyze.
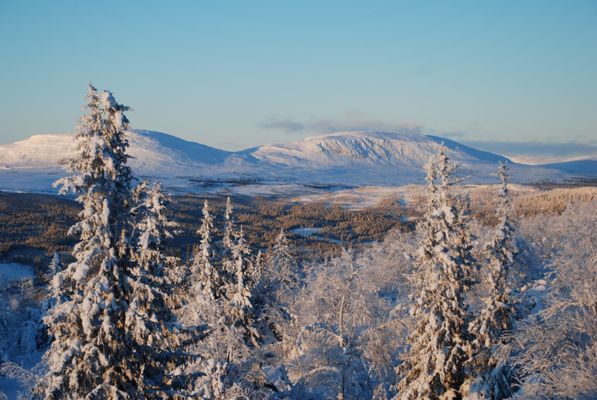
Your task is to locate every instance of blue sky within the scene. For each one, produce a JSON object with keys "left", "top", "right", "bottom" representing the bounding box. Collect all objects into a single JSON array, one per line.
[{"left": 0, "top": 1, "right": 596, "bottom": 159}]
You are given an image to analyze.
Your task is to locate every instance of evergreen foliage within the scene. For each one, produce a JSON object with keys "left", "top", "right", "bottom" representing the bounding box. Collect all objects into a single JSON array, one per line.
[
  {"left": 465, "top": 163, "right": 517, "bottom": 399},
  {"left": 36, "top": 85, "right": 185, "bottom": 399},
  {"left": 396, "top": 146, "right": 476, "bottom": 400}
]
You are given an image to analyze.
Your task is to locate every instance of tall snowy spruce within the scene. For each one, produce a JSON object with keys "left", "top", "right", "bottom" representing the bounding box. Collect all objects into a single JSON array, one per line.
[
  {"left": 192, "top": 200, "right": 221, "bottom": 302},
  {"left": 221, "top": 196, "right": 238, "bottom": 278},
  {"left": 396, "top": 146, "right": 476, "bottom": 400},
  {"left": 225, "top": 226, "right": 260, "bottom": 347},
  {"left": 258, "top": 228, "right": 297, "bottom": 340},
  {"left": 36, "top": 85, "right": 183, "bottom": 399},
  {"left": 269, "top": 229, "right": 295, "bottom": 290},
  {"left": 465, "top": 164, "right": 517, "bottom": 399},
  {"left": 182, "top": 199, "right": 230, "bottom": 398},
  {"left": 128, "top": 179, "right": 186, "bottom": 376},
  {"left": 131, "top": 180, "right": 180, "bottom": 301},
  {"left": 47, "top": 252, "right": 63, "bottom": 280},
  {"left": 132, "top": 180, "right": 188, "bottom": 299},
  {"left": 223, "top": 196, "right": 235, "bottom": 250},
  {"left": 43, "top": 252, "right": 65, "bottom": 312}
]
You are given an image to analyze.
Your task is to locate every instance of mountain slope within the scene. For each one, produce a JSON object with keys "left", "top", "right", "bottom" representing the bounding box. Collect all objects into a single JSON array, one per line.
[
  {"left": 537, "top": 158, "right": 597, "bottom": 176},
  {"left": 0, "top": 129, "right": 571, "bottom": 193},
  {"left": 0, "top": 130, "right": 237, "bottom": 171},
  {"left": 247, "top": 131, "right": 563, "bottom": 185},
  {"left": 0, "top": 134, "right": 69, "bottom": 169},
  {"left": 251, "top": 131, "right": 509, "bottom": 167}
]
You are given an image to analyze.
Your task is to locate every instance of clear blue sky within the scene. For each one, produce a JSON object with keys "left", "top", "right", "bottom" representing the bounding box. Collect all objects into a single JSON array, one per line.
[{"left": 1, "top": 0, "right": 596, "bottom": 157}]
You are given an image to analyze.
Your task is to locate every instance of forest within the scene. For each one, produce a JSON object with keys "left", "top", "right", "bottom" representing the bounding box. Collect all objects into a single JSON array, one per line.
[{"left": 0, "top": 86, "right": 595, "bottom": 400}]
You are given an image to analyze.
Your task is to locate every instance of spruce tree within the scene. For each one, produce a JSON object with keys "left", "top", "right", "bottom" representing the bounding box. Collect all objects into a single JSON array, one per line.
[
  {"left": 396, "top": 146, "right": 475, "bottom": 400},
  {"left": 269, "top": 228, "right": 296, "bottom": 292},
  {"left": 192, "top": 200, "right": 220, "bottom": 302},
  {"left": 221, "top": 196, "right": 237, "bottom": 277},
  {"left": 37, "top": 85, "right": 183, "bottom": 399},
  {"left": 44, "top": 252, "right": 64, "bottom": 311},
  {"left": 251, "top": 250, "right": 265, "bottom": 286},
  {"left": 47, "top": 252, "right": 62, "bottom": 280},
  {"left": 223, "top": 196, "right": 234, "bottom": 250},
  {"left": 257, "top": 229, "right": 297, "bottom": 341},
  {"left": 130, "top": 180, "right": 180, "bottom": 312},
  {"left": 225, "top": 227, "right": 259, "bottom": 347},
  {"left": 466, "top": 163, "right": 516, "bottom": 399},
  {"left": 127, "top": 180, "right": 189, "bottom": 396},
  {"left": 131, "top": 180, "right": 179, "bottom": 291}
]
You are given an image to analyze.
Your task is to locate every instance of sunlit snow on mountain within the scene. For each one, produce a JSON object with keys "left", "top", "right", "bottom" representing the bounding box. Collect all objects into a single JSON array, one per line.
[{"left": 0, "top": 129, "right": 586, "bottom": 194}]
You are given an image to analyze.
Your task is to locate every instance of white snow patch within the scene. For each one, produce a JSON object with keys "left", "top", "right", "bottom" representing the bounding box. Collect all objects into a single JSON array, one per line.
[
  {"left": 0, "top": 263, "right": 33, "bottom": 284},
  {"left": 290, "top": 227, "right": 323, "bottom": 237}
]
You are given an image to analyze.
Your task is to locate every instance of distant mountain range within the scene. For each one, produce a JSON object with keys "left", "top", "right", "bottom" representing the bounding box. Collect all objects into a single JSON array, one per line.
[
  {"left": 538, "top": 158, "right": 597, "bottom": 176},
  {"left": 0, "top": 130, "right": 591, "bottom": 194}
]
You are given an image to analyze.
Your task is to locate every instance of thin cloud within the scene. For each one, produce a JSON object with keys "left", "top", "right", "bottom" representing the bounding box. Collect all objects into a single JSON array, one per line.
[
  {"left": 462, "top": 140, "right": 597, "bottom": 156},
  {"left": 461, "top": 140, "right": 597, "bottom": 164},
  {"left": 259, "top": 112, "right": 423, "bottom": 135},
  {"left": 440, "top": 131, "right": 466, "bottom": 139},
  {"left": 260, "top": 118, "right": 305, "bottom": 133}
]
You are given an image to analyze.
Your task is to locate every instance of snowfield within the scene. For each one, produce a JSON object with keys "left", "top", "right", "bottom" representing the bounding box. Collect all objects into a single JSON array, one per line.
[
  {"left": 0, "top": 263, "right": 33, "bottom": 284},
  {"left": 0, "top": 130, "right": 583, "bottom": 194}
]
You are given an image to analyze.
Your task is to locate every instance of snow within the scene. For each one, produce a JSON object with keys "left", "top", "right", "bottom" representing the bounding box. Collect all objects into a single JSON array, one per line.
[
  {"left": 0, "top": 263, "right": 33, "bottom": 284},
  {"left": 255, "top": 131, "right": 505, "bottom": 167},
  {"left": 0, "top": 264, "right": 38, "bottom": 399},
  {"left": 289, "top": 227, "right": 341, "bottom": 243},
  {"left": 538, "top": 158, "right": 597, "bottom": 175},
  {"left": 0, "top": 130, "right": 578, "bottom": 194},
  {"left": 290, "top": 227, "right": 323, "bottom": 237}
]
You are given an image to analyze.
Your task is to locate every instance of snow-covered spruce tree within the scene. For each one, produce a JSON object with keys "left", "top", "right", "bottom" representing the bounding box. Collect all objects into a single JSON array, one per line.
[
  {"left": 130, "top": 181, "right": 185, "bottom": 313},
  {"left": 180, "top": 200, "right": 251, "bottom": 399},
  {"left": 127, "top": 179, "right": 190, "bottom": 394},
  {"left": 36, "top": 85, "right": 182, "bottom": 399},
  {"left": 131, "top": 180, "right": 181, "bottom": 304},
  {"left": 186, "top": 226, "right": 263, "bottom": 398},
  {"left": 256, "top": 228, "right": 298, "bottom": 341},
  {"left": 47, "top": 252, "right": 63, "bottom": 281},
  {"left": 39, "top": 252, "right": 65, "bottom": 324},
  {"left": 251, "top": 249, "right": 265, "bottom": 286},
  {"left": 270, "top": 228, "right": 296, "bottom": 290},
  {"left": 191, "top": 200, "right": 221, "bottom": 303},
  {"left": 43, "top": 252, "right": 64, "bottom": 309},
  {"left": 223, "top": 196, "right": 235, "bottom": 250},
  {"left": 465, "top": 163, "right": 516, "bottom": 399},
  {"left": 395, "top": 146, "right": 476, "bottom": 400},
  {"left": 221, "top": 196, "right": 238, "bottom": 278},
  {"left": 225, "top": 226, "right": 260, "bottom": 348}
]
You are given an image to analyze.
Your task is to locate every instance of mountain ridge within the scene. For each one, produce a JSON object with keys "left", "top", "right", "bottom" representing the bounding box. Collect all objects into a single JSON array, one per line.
[{"left": 0, "top": 129, "right": 579, "bottom": 194}]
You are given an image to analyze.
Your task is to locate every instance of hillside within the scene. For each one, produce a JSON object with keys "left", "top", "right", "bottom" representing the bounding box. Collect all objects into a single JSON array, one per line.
[
  {"left": 538, "top": 158, "right": 597, "bottom": 175},
  {"left": 0, "top": 129, "right": 570, "bottom": 193}
]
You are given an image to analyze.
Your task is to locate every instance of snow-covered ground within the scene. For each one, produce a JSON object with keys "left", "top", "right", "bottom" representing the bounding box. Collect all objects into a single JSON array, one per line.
[
  {"left": 0, "top": 263, "right": 39, "bottom": 400},
  {"left": 0, "top": 263, "right": 33, "bottom": 284},
  {"left": 291, "top": 227, "right": 324, "bottom": 237},
  {"left": 291, "top": 184, "right": 539, "bottom": 210}
]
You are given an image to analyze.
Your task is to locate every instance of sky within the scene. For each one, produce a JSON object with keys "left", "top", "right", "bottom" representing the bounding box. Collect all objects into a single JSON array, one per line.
[{"left": 0, "top": 0, "right": 596, "bottom": 161}]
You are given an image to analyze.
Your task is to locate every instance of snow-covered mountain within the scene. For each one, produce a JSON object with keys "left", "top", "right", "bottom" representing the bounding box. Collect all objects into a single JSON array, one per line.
[
  {"left": 0, "top": 130, "right": 241, "bottom": 172},
  {"left": 0, "top": 129, "right": 572, "bottom": 194},
  {"left": 247, "top": 131, "right": 524, "bottom": 185},
  {"left": 537, "top": 158, "right": 597, "bottom": 176},
  {"left": 252, "top": 131, "right": 507, "bottom": 167}
]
